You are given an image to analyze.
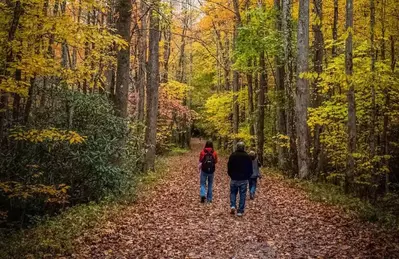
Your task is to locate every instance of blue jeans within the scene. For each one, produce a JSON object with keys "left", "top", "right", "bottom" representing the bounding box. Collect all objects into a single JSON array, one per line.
[
  {"left": 200, "top": 171, "right": 214, "bottom": 201},
  {"left": 249, "top": 178, "right": 257, "bottom": 195},
  {"left": 230, "top": 180, "right": 248, "bottom": 213}
]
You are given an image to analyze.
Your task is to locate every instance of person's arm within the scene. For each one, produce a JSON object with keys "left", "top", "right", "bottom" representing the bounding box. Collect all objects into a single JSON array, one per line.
[
  {"left": 214, "top": 151, "right": 218, "bottom": 164},
  {"left": 199, "top": 151, "right": 204, "bottom": 163},
  {"left": 227, "top": 155, "right": 232, "bottom": 178},
  {"left": 247, "top": 157, "right": 253, "bottom": 180}
]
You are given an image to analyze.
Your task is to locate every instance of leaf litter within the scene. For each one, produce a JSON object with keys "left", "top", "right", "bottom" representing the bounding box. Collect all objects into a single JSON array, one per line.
[{"left": 73, "top": 140, "right": 399, "bottom": 258}]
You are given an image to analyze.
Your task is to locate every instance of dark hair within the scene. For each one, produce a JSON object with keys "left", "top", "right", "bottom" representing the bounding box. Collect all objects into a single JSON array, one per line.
[{"left": 204, "top": 140, "right": 213, "bottom": 149}]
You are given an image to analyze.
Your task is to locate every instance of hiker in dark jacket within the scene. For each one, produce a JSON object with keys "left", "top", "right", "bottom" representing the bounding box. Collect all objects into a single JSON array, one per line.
[
  {"left": 199, "top": 140, "right": 218, "bottom": 203},
  {"left": 248, "top": 151, "right": 262, "bottom": 200},
  {"left": 227, "top": 142, "right": 253, "bottom": 216}
]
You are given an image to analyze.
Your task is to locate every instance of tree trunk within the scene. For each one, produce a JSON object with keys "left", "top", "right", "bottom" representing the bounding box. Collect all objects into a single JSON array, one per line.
[
  {"left": 312, "top": 0, "right": 324, "bottom": 174},
  {"left": 296, "top": 0, "right": 311, "bottom": 179},
  {"left": 232, "top": 0, "right": 241, "bottom": 149},
  {"left": 144, "top": 0, "right": 161, "bottom": 172},
  {"left": 370, "top": 0, "right": 376, "bottom": 158},
  {"left": 247, "top": 60, "right": 255, "bottom": 147},
  {"left": 0, "top": 0, "right": 22, "bottom": 145},
  {"left": 176, "top": 0, "right": 190, "bottom": 83},
  {"left": 114, "top": 0, "right": 132, "bottom": 117},
  {"left": 345, "top": 0, "right": 356, "bottom": 193},
  {"left": 138, "top": 0, "right": 148, "bottom": 122},
  {"left": 282, "top": 0, "right": 297, "bottom": 175},
  {"left": 257, "top": 51, "right": 266, "bottom": 165},
  {"left": 332, "top": 0, "right": 339, "bottom": 57},
  {"left": 275, "top": 0, "right": 287, "bottom": 169},
  {"left": 162, "top": 18, "right": 171, "bottom": 83}
]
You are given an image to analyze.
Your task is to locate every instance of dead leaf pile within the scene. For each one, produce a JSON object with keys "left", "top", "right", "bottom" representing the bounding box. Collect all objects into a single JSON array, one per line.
[{"left": 72, "top": 139, "right": 399, "bottom": 258}]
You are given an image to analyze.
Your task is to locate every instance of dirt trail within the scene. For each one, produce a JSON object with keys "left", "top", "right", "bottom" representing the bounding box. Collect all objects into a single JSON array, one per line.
[{"left": 74, "top": 139, "right": 399, "bottom": 258}]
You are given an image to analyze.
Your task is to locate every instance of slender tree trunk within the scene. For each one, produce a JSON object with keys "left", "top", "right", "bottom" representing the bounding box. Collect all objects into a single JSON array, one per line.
[
  {"left": 247, "top": 60, "right": 255, "bottom": 147},
  {"left": 144, "top": 0, "right": 161, "bottom": 172},
  {"left": 283, "top": 0, "right": 297, "bottom": 175},
  {"left": 383, "top": 35, "right": 394, "bottom": 193},
  {"left": 345, "top": 0, "right": 356, "bottom": 193},
  {"left": 275, "top": 0, "right": 287, "bottom": 169},
  {"left": 114, "top": 0, "right": 132, "bottom": 117},
  {"left": 380, "top": 0, "right": 386, "bottom": 60},
  {"left": 370, "top": 0, "right": 376, "bottom": 158},
  {"left": 162, "top": 15, "right": 172, "bottom": 83},
  {"left": 332, "top": 0, "right": 339, "bottom": 57},
  {"left": 257, "top": 51, "right": 266, "bottom": 165},
  {"left": 312, "top": 0, "right": 324, "bottom": 174},
  {"left": 138, "top": 0, "right": 148, "bottom": 122},
  {"left": 0, "top": 0, "right": 22, "bottom": 145},
  {"left": 296, "top": 0, "right": 311, "bottom": 179},
  {"left": 24, "top": 77, "right": 36, "bottom": 125},
  {"left": 176, "top": 0, "right": 190, "bottom": 83},
  {"left": 232, "top": 0, "right": 241, "bottom": 148}
]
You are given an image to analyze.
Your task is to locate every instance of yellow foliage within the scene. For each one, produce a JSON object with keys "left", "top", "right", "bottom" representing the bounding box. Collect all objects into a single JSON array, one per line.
[{"left": 10, "top": 128, "right": 86, "bottom": 144}]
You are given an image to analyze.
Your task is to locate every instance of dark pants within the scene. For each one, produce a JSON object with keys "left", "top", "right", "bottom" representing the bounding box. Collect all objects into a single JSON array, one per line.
[
  {"left": 230, "top": 180, "right": 248, "bottom": 213},
  {"left": 249, "top": 178, "right": 258, "bottom": 196}
]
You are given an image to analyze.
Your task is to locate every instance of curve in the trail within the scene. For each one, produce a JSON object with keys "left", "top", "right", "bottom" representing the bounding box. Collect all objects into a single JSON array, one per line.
[{"left": 74, "top": 139, "right": 399, "bottom": 258}]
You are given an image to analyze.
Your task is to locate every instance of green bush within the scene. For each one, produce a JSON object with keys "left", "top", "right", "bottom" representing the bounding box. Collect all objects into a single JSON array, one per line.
[{"left": 0, "top": 87, "right": 144, "bottom": 225}]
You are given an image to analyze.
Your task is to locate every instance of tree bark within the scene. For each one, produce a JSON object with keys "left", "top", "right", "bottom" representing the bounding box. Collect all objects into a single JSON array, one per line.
[
  {"left": 312, "top": 0, "right": 324, "bottom": 174},
  {"left": 282, "top": 0, "right": 297, "bottom": 175},
  {"left": 114, "top": 0, "right": 132, "bottom": 117},
  {"left": 232, "top": 0, "right": 241, "bottom": 149},
  {"left": 257, "top": 51, "right": 266, "bottom": 165},
  {"left": 137, "top": 0, "right": 148, "bottom": 122},
  {"left": 0, "top": 0, "right": 22, "bottom": 145},
  {"left": 144, "top": 0, "right": 161, "bottom": 172},
  {"left": 370, "top": 0, "right": 376, "bottom": 158},
  {"left": 345, "top": 0, "right": 356, "bottom": 193},
  {"left": 275, "top": 0, "right": 287, "bottom": 169},
  {"left": 247, "top": 60, "right": 255, "bottom": 147},
  {"left": 296, "top": 0, "right": 311, "bottom": 179},
  {"left": 332, "top": 0, "right": 339, "bottom": 57}
]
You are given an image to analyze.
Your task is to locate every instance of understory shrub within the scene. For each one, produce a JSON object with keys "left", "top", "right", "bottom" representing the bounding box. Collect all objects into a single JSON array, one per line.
[{"left": 0, "top": 87, "right": 144, "bottom": 226}]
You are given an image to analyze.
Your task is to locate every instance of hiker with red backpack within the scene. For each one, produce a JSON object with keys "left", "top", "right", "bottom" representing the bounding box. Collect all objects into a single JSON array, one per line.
[{"left": 199, "top": 140, "right": 218, "bottom": 203}]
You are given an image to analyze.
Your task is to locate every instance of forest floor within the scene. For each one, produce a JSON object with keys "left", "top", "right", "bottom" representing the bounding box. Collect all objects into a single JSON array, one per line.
[{"left": 73, "top": 139, "right": 399, "bottom": 258}]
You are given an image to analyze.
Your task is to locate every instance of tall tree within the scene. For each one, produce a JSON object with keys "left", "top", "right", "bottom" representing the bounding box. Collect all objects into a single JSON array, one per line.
[
  {"left": 370, "top": 0, "right": 376, "bottom": 158},
  {"left": 144, "top": 0, "right": 161, "bottom": 172},
  {"left": 282, "top": 0, "right": 297, "bottom": 174},
  {"left": 332, "top": 0, "right": 339, "bottom": 57},
  {"left": 232, "top": 0, "right": 242, "bottom": 148},
  {"left": 296, "top": 0, "right": 311, "bottom": 178},
  {"left": 137, "top": 0, "right": 148, "bottom": 122},
  {"left": 257, "top": 51, "right": 266, "bottom": 165},
  {"left": 312, "top": 0, "right": 324, "bottom": 173},
  {"left": 345, "top": 0, "right": 356, "bottom": 192},
  {"left": 114, "top": 0, "right": 132, "bottom": 117},
  {"left": 275, "top": 0, "right": 287, "bottom": 169}
]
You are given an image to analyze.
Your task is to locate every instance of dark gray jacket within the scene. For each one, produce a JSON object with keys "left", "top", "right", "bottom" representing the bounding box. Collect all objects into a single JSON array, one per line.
[{"left": 250, "top": 159, "right": 262, "bottom": 178}]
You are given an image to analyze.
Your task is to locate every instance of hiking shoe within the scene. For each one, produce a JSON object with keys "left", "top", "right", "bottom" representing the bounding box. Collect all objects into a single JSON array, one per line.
[
  {"left": 250, "top": 194, "right": 254, "bottom": 200},
  {"left": 237, "top": 212, "right": 243, "bottom": 217},
  {"left": 207, "top": 200, "right": 212, "bottom": 203},
  {"left": 201, "top": 197, "right": 206, "bottom": 203},
  {"left": 230, "top": 207, "right": 236, "bottom": 214}
]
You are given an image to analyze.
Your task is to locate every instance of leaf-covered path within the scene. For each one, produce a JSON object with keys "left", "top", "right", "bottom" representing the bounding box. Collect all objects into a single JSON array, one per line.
[{"left": 75, "top": 139, "right": 398, "bottom": 258}]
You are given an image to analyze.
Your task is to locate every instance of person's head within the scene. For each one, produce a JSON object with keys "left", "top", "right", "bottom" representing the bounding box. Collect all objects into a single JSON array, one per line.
[
  {"left": 204, "top": 140, "right": 213, "bottom": 149},
  {"left": 249, "top": 150, "right": 256, "bottom": 159},
  {"left": 236, "top": 142, "right": 245, "bottom": 151}
]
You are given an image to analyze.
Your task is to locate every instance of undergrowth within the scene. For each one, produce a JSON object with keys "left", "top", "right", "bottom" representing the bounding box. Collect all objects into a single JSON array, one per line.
[
  {"left": 0, "top": 158, "right": 170, "bottom": 259},
  {"left": 266, "top": 168, "right": 399, "bottom": 230}
]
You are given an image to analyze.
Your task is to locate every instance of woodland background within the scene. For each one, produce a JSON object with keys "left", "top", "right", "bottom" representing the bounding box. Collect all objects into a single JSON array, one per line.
[{"left": 1, "top": 0, "right": 399, "bottom": 243}]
